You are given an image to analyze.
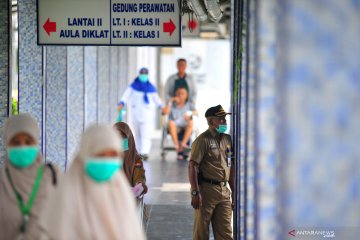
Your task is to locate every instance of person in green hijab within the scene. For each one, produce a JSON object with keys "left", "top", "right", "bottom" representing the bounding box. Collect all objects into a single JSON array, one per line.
[{"left": 0, "top": 113, "right": 58, "bottom": 240}]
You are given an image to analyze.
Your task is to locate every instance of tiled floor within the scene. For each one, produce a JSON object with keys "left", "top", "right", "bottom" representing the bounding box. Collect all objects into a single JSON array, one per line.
[
  {"left": 146, "top": 205, "right": 194, "bottom": 240},
  {"left": 143, "top": 138, "right": 214, "bottom": 240},
  {"left": 143, "top": 138, "right": 192, "bottom": 239}
]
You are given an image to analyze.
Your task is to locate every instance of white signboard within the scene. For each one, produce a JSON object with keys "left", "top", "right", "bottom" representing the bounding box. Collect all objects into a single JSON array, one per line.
[{"left": 38, "top": 0, "right": 181, "bottom": 46}]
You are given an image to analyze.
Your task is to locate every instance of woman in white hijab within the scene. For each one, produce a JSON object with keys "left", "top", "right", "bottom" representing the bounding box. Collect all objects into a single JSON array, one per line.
[
  {"left": 0, "top": 113, "right": 58, "bottom": 240},
  {"left": 39, "top": 124, "right": 146, "bottom": 240}
]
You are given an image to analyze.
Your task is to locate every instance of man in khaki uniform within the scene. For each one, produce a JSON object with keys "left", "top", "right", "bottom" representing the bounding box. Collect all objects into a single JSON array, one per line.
[{"left": 188, "top": 105, "right": 235, "bottom": 240}]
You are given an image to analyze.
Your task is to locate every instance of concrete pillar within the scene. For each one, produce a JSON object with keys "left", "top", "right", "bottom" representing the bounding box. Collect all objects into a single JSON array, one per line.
[
  {"left": 0, "top": 0, "right": 10, "bottom": 166},
  {"left": 98, "top": 47, "right": 111, "bottom": 123},
  {"left": 118, "top": 47, "right": 129, "bottom": 100},
  {"left": 44, "top": 47, "right": 67, "bottom": 170},
  {"left": 251, "top": 0, "right": 360, "bottom": 239},
  {"left": 278, "top": 0, "right": 360, "bottom": 233},
  {"left": 18, "top": 0, "right": 43, "bottom": 146},
  {"left": 231, "top": 0, "right": 242, "bottom": 237},
  {"left": 109, "top": 47, "right": 119, "bottom": 122},
  {"left": 67, "top": 46, "right": 85, "bottom": 167},
  {"left": 256, "top": 0, "right": 279, "bottom": 239},
  {"left": 84, "top": 46, "right": 98, "bottom": 127},
  {"left": 232, "top": 0, "right": 258, "bottom": 238}
]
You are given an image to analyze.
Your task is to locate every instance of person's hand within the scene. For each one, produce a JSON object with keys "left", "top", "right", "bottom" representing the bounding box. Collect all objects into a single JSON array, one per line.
[
  {"left": 117, "top": 104, "right": 124, "bottom": 112},
  {"left": 192, "top": 110, "right": 198, "bottom": 116},
  {"left": 161, "top": 107, "right": 168, "bottom": 115},
  {"left": 184, "top": 111, "right": 193, "bottom": 121},
  {"left": 174, "top": 143, "right": 180, "bottom": 152},
  {"left": 180, "top": 142, "right": 188, "bottom": 151},
  {"left": 141, "top": 182, "right": 148, "bottom": 194},
  {"left": 184, "top": 114, "right": 191, "bottom": 121},
  {"left": 171, "top": 96, "right": 180, "bottom": 104},
  {"left": 191, "top": 193, "right": 202, "bottom": 209}
]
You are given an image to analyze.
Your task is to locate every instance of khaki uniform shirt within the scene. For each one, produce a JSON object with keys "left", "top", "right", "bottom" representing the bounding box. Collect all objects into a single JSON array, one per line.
[{"left": 190, "top": 128, "right": 232, "bottom": 182}]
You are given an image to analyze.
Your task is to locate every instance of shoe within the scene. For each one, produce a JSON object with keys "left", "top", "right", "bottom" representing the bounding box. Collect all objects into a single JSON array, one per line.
[
  {"left": 177, "top": 153, "right": 184, "bottom": 161},
  {"left": 183, "top": 146, "right": 191, "bottom": 154},
  {"left": 183, "top": 152, "right": 190, "bottom": 161}
]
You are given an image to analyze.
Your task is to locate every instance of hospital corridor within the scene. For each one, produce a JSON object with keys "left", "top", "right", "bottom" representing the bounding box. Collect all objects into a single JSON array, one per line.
[{"left": 1, "top": 0, "right": 360, "bottom": 240}]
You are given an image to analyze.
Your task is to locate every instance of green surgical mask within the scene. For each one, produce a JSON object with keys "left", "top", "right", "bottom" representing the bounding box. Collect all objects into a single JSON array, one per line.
[
  {"left": 216, "top": 124, "right": 228, "bottom": 134},
  {"left": 122, "top": 138, "right": 129, "bottom": 151},
  {"left": 138, "top": 74, "right": 148, "bottom": 83},
  {"left": 7, "top": 146, "right": 39, "bottom": 168},
  {"left": 85, "top": 159, "right": 122, "bottom": 183}
]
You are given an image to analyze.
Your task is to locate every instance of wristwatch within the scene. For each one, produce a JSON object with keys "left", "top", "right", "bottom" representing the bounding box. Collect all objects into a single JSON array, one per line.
[{"left": 191, "top": 189, "right": 200, "bottom": 196}]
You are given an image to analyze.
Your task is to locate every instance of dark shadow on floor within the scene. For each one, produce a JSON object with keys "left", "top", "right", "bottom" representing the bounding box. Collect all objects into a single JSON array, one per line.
[
  {"left": 146, "top": 205, "right": 194, "bottom": 240},
  {"left": 144, "top": 138, "right": 214, "bottom": 240}
]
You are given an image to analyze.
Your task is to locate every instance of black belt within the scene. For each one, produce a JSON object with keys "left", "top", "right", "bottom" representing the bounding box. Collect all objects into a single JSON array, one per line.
[{"left": 201, "top": 177, "right": 227, "bottom": 186}]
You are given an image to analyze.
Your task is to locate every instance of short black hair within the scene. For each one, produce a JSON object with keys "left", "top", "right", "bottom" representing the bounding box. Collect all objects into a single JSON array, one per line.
[
  {"left": 175, "top": 85, "right": 188, "bottom": 92},
  {"left": 177, "top": 58, "right": 187, "bottom": 64}
]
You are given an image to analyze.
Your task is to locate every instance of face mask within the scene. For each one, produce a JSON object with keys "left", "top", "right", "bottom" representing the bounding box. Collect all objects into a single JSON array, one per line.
[
  {"left": 138, "top": 74, "right": 148, "bottom": 83},
  {"left": 85, "top": 158, "right": 122, "bottom": 183},
  {"left": 7, "top": 146, "right": 39, "bottom": 168},
  {"left": 122, "top": 138, "right": 129, "bottom": 151},
  {"left": 216, "top": 124, "right": 228, "bottom": 134}
]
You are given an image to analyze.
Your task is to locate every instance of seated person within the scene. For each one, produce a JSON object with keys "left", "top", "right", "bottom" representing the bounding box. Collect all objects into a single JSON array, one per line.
[{"left": 164, "top": 86, "right": 198, "bottom": 160}]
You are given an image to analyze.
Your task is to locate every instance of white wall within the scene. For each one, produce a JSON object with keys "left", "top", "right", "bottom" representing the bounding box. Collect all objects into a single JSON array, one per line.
[
  {"left": 160, "top": 39, "right": 231, "bottom": 133},
  {"left": 125, "top": 47, "right": 160, "bottom": 129}
]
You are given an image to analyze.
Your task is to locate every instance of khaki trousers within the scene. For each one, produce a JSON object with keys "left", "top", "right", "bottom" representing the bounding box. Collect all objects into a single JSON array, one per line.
[{"left": 193, "top": 183, "right": 233, "bottom": 240}]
